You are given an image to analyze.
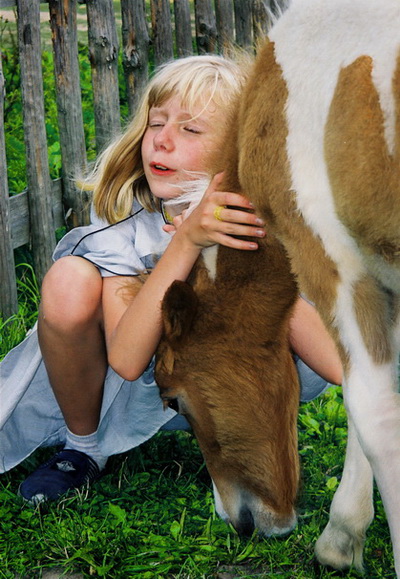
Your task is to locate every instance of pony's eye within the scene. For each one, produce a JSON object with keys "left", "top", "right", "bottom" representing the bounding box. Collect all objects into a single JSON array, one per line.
[{"left": 167, "top": 398, "right": 180, "bottom": 413}]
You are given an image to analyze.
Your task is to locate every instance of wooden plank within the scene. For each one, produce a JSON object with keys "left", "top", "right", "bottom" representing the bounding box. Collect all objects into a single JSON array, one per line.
[
  {"left": 150, "top": 0, "right": 174, "bottom": 66},
  {"left": 215, "top": 0, "right": 234, "bottom": 54},
  {"left": 174, "top": 0, "right": 193, "bottom": 57},
  {"left": 194, "top": 0, "right": 217, "bottom": 54},
  {"left": 252, "top": 0, "right": 274, "bottom": 42},
  {"left": 121, "top": 0, "right": 150, "bottom": 116},
  {"left": 0, "top": 50, "right": 18, "bottom": 317},
  {"left": 86, "top": 0, "right": 121, "bottom": 153},
  {"left": 49, "top": 0, "right": 90, "bottom": 226},
  {"left": 234, "top": 0, "right": 253, "bottom": 48},
  {"left": 9, "top": 180, "right": 64, "bottom": 250},
  {"left": 17, "top": 0, "right": 56, "bottom": 287}
]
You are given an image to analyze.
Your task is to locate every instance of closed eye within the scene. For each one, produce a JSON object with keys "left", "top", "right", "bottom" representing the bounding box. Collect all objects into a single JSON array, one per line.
[{"left": 184, "top": 126, "right": 202, "bottom": 134}]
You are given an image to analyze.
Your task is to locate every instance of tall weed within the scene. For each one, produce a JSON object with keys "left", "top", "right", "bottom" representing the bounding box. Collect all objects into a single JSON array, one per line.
[{"left": 0, "top": 263, "right": 39, "bottom": 360}]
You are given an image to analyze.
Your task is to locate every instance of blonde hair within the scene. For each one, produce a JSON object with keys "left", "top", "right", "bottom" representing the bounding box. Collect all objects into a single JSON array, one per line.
[{"left": 84, "top": 54, "right": 249, "bottom": 224}]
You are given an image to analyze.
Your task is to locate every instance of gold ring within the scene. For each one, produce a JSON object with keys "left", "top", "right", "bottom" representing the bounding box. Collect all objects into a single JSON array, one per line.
[{"left": 213, "top": 205, "right": 224, "bottom": 221}]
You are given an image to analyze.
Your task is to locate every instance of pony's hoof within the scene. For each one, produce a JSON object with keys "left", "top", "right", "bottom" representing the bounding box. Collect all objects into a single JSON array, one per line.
[{"left": 314, "top": 521, "right": 365, "bottom": 573}]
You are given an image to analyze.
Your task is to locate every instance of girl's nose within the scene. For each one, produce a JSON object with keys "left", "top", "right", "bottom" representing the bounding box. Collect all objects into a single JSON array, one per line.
[{"left": 154, "top": 125, "right": 174, "bottom": 151}]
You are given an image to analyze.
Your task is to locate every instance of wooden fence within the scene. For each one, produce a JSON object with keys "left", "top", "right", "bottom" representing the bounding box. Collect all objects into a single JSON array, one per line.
[{"left": 0, "top": 0, "right": 282, "bottom": 319}]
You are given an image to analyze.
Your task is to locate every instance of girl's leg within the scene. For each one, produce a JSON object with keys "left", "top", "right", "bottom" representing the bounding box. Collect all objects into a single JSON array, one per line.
[
  {"left": 20, "top": 256, "right": 108, "bottom": 503},
  {"left": 38, "top": 256, "right": 107, "bottom": 434}
]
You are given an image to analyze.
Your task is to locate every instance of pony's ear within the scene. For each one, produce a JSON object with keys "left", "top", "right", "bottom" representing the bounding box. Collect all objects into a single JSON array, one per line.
[{"left": 161, "top": 280, "right": 199, "bottom": 345}]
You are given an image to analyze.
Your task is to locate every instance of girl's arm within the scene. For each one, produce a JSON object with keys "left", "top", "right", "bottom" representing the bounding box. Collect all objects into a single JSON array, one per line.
[
  {"left": 104, "top": 175, "right": 266, "bottom": 381},
  {"left": 289, "top": 296, "right": 343, "bottom": 385}
]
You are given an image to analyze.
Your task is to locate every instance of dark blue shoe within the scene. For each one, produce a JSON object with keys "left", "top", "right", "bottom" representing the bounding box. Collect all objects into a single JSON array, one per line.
[{"left": 19, "top": 449, "right": 101, "bottom": 504}]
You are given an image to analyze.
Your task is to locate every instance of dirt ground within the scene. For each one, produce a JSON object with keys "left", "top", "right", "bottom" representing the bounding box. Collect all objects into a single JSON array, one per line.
[
  {"left": 1, "top": 8, "right": 89, "bottom": 31},
  {"left": 15, "top": 570, "right": 84, "bottom": 579}
]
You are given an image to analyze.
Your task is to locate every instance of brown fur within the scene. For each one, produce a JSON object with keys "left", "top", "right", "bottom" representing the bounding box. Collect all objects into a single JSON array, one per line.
[
  {"left": 155, "top": 67, "right": 301, "bottom": 532},
  {"left": 238, "top": 40, "right": 346, "bottom": 367},
  {"left": 325, "top": 55, "right": 400, "bottom": 264},
  {"left": 156, "top": 237, "right": 300, "bottom": 532},
  {"left": 323, "top": 54, "right": 400, "bottom": 364},
  {"left": 353, "top": 276, "right": 395, "bottom": 364}
]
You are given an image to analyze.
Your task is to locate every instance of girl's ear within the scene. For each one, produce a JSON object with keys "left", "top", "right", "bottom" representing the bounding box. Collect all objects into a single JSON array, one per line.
[{"left": 161, "top": 281, "right": 199, "bottom": 345}]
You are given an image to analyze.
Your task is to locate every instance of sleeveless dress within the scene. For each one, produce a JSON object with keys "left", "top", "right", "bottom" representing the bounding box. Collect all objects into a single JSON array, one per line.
[{"left": 0, "top": 201, "right": 329, "bottom": 473}]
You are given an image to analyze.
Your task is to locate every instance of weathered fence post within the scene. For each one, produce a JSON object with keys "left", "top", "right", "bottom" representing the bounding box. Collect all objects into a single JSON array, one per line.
[
  {"left": 16, "top": 0, "right": 56, "bottom": 288},
  {"left": 49, "top": 0, "right": 91, "bottom": 227},
  {"left": 215, "top": 0, "right": 234, "bottom": 55},
  {"left": 252, "top": 0, "right": 274, "bottom": 43},
  {"left": 194, "top": 0, "right": 217, "bottom": 54},
  {"left": 174, "top": 0, "right": 193, "bottom": 57},
  {"left": 86, "top": 0, "right": 121, "bottom": 153},
  {"left": 121, "top": 0, "right": 150, "bottom": 117},
  {"left": 0, "top": 51, "right": 18, "bottom": 319},
  {"left": 150, "top": 0, "right": 174, "bottom": 66},
  {"left": 234, "top": 0, "right": 253, "bottom": 48}
]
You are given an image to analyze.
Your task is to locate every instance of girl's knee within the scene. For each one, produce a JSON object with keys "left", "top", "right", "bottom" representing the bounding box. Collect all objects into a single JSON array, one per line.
[{"left": 41, "top": 257, "right": 103, "bottom": 328}]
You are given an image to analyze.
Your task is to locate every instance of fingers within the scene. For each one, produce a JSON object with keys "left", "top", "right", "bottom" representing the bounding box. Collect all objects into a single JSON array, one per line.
[
  {"left": 213, "top": 204, "right": 264, "bottom": 228},
  {"left": 214, "top": 234, "right": 260, "bottom": 251},
  {"left": 171, "top": 176, "right": 266, "bottom": 251},
  {"left": 162, "top": 224, "right": 176, "bottom": 235},
  {"left": 199, "top": 193, "right": 266, "bottom": 248},
  {"left": 223, "top": 221, "right": 266, "bottom": 239}
]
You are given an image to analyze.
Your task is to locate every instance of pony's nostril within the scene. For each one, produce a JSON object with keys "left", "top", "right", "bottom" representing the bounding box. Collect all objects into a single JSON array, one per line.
[{"left": 236, "top": 505, "right": 255, "bottom": 536}]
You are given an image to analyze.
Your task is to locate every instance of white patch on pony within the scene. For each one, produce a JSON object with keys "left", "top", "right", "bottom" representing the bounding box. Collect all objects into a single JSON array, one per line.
[
  {"left": 269, "top": 0, "right": 400, "bottom": 290},
  {"left": 202, "top": 245, "right": 219, "bottom": 281},
  {"left": 212, "top": 480, "right": 230, "bottom": 522}
]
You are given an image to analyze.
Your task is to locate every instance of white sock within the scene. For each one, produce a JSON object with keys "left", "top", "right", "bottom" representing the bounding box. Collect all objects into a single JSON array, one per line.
[{"left": 64, "top": 428, "right": 108, "bottom": 471}]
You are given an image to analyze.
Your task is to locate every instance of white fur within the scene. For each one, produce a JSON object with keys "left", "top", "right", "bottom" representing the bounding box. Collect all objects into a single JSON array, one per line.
[
  {"left": 267, "top": 0, "right": 400, "bottom": 574},
  {"left": 163, "top": 176, "right": 219, "bottom": 280},
  {"left": 163, "top": 174, "right": 210, "bottom": 219},
  {"left": 202, "top": 245, "right": 219, "bottom": 281}
]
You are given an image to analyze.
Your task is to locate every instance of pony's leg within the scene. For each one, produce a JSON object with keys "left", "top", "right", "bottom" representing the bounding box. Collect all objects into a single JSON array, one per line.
[
  {"left": 318, "top": 342, "right": 400, "bottom": 573},
  {"left": 346, "top": 361, "right": 400, "bottom": 577},
  {"left": 314, "top": 418, "right": 374, "bottom": 572},
  {"left": 316, "top": 287, "right": 400, "bottom": 575}
]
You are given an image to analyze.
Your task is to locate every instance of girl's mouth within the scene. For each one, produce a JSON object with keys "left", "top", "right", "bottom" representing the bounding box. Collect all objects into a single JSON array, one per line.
[{"left": 150, "top": 162, "right": 174, "bottom": 175}]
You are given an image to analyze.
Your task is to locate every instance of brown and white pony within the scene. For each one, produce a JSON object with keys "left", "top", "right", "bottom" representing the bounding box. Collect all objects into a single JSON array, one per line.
[{"left": 156, "top": 0, "right": 400, "bottom": 573}]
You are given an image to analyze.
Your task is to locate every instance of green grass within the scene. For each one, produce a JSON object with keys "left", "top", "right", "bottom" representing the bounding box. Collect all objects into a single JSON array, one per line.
[
  {"left": 0, "top": 263, "right": 39, "bottom": 359},
  {"left": 0, "top": 288, "right": 395, "bottom": 578},
  {"left": 0, "top": 272, "right": 395, "bottom": 577},
  {"left": 0, "top": 398, "right": 395, "bottom": 578}
]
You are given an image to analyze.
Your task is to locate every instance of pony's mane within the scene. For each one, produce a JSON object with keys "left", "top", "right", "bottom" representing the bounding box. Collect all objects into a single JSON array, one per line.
[{"left": 163, "top": 174, "right": 211, "bottom": 219}]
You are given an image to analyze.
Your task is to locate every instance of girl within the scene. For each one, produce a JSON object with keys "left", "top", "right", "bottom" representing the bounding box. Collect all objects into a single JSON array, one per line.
[{"left": 0, "top": 54, "right": 342, "bottom": 504}]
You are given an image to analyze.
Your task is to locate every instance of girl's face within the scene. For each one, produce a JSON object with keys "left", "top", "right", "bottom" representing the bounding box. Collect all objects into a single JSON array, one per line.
[{"left": 141, "top": 94, "right": 220, "bottom": 200}]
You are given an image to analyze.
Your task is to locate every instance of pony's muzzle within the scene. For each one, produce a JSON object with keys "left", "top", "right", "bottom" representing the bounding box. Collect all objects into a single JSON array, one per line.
[
  {"left": 213, "top": 480, "right": 297, "bottom": 537},
  {"left": 236, "top": 505, "right": 255, "bottom": 536}
]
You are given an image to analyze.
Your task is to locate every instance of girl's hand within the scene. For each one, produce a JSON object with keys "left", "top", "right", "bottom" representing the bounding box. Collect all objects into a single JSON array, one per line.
[{"left": 163, "top": 172, "right": 266, "bottom": 250}]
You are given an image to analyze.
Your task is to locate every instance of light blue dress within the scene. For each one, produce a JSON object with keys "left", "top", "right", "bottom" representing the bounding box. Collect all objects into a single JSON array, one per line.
[{"left": 0, "top": 201, "right": 329, "bottom": 473}]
